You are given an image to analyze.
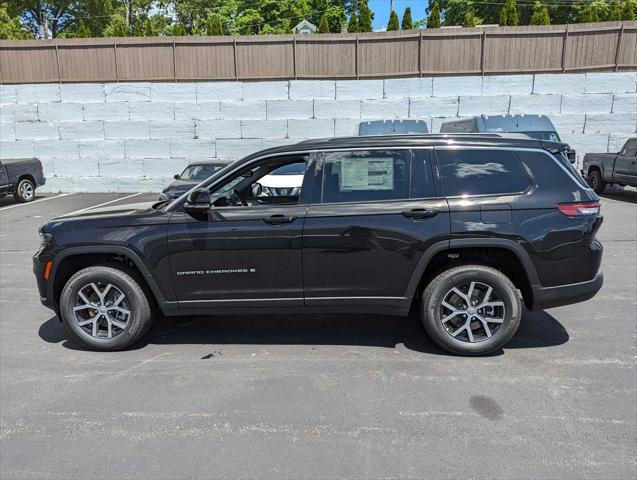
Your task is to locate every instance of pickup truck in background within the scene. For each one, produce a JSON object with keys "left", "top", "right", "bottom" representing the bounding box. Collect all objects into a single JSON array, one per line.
[
  {"left": 0, "top": 158, "right": 46, "bottom": 203},
  {"left": 582, "top": 138, "right": 637, "bottom": 194}
]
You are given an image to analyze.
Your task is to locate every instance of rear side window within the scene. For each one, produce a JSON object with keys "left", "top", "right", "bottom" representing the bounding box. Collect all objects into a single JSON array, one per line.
[
  {"left": 321, "top": 150, "right": 409, "bottom": 203},
  {"left": 436, "top": 149, "right": 529, "bottom": 197}
]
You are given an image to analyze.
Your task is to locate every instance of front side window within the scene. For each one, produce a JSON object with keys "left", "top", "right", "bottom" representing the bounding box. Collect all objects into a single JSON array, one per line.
[
  {"left": 436, "top": 149, "right": 530, "bottom": 197},
  {"left": 321, "top": 150, "right": 410, "bottom": 203},
  {"left": 621, "top": 139, "right": 637, "bottom": 157}
]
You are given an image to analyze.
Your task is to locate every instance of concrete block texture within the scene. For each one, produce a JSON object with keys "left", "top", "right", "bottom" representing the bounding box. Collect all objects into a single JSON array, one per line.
[
  {"left": 433, "top": 76, "right": 482, "bottom": 97},
  {"left": 196, "top": 82, "right": 243, "bottom": 101},
  {"left": 585, "top": 113, "right": 637, "bottom": 134},
  {"left": 104, "top": 121, "right": 149, "bottom": 140},
  {"left": 612, "top": 94, "right": 637, "bottom": 113},
  {"left": 117, "top": 176, "right": 166, "bottom": 192},
  {"left": 383, "top": 78, "right": 433, "bottom": 98},
  {"left": 0, "top": 85, "right": 17, "bottom": 104},
  {"left": 266, "top": 100, "right": 313, "bottom": 120},
  {"left": 288, "top": 119, "right": 334, "bottom": 138},
  {"left": 125, "top": 139, "right": 171, "bottom": 159},
  {"left": 220, "top": 101, "right": 266, "bottom": 120},
  {"left": 143, "top": 157, "right": 190, "bottom": 177},
  {"left": 547, "top": 114, "right": 586, "bottom": 134},
  {"left": 560, "top": 94, "right": 613, "bottom": 114},
  {"left": 15, "top": 122, "right": 60, "bottom": 140},
  {"left": 458, "top": 96, "right": 510, "bottom": 116},
  {"left": 54, "top": 156, "right": 99, "bottom": 177},
  {"left": 409, "top": 97, "right": 458, "bottom": 117},
  {"left": 83, "top": 102, "right": 129, "bottom": 121},
  {"left": 170, "top": 140, "right": 215, "bottom": 159},
  {"left": 361, "top": 99, "right": 409, "bottom": 118},
  {"left": 174, "top": 102, "right": 220, "bottom": 121},
  {"left": 60, "top": 84, "right": 105, "bottom": 103},
  {"left": 16, "top": 84, "right": 61, "bottom": 103},
  {"left": 38, "top": 175, "right": 74, "bottom": 193},
  {"left": 585, "top": 72, "right": 636, "bottom": 94},
  {"left": 289, "top": 80, "right": 335, "bottom": 100},
  {"left": 0, "top": 124, "right": 15, "bottom": 142},
  {"left": 59, "top": 121, "right": 105, "bottom": 140},
  {"left": 560, "top": 133, "right": 609, "bottom": 156},
  {"left": 149, "top": 121, "right": 194, "bottom": 140},
  {"left": 608, "top": 134, "right": 631, "bottom": 152},
  {"left": 195, "top": 120, "right": 242, "bottom": 139},
  {"left": 482, "top": 75, "right": 533, "bottom": 96},
  {"left": 38, "top": 103, "right": 84, "bottom": 122},
  {"left": 70, "top": 176, "right": 119, "bottom": 193},
  {"left": 215, "top": 138, "right": 263, "bottom": 158},
  {"left": 314, "top": 100, "right": 360, "bottom": 119},
  {"left": 508, "top": 94, "right": 561, "bottom": 114},
  {"left": 333, "top": 118, "right": 360, "bottom": 137},
  {"left": 105, "top": 83, "right": 151, "bottom": 102},
  {"left": 100, "top": 158, "right": 144, "bottom": 177},
  {"left": 243, "top": 81, "right": 288, "bottom": 100},
  {"left": 336, "top": 80, "right": 384, "bottom": 100},
  {"left": 533, "top": 74, "right": 586, "bottom": 94},
  {"left": 0, "top": 140, "right": 34, "bottom": 159},
  {"left": 34, "top": 140, "right": 79, "bottom": 160},
  {"left": 150, "top": 83, "right": 197, "bottom": 102},
  {"left": 79, "top": 140, "right": 125, "bottom": 160},
  {"left": 130, "top": 102, "right": 175, "bottom": 121},
  {"left": 242, "top": 120, "right": 287, "bottom": 139},
  {"left": 0, "top": 104, "right": 38, "bottom": 123}
]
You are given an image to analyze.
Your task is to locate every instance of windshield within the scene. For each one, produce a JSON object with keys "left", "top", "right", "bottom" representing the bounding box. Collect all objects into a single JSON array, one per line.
[
  {"left": 180, "top": 164, "right": 227, "bottom": 181},
  {"left": 519, "top": 131, "right": 561, "bottom": 142},
  {"left": 269, "top": 163, "right": 305, "bottom": 175}
]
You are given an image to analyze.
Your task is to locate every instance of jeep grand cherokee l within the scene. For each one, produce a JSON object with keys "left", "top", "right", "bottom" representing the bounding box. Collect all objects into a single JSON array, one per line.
[{"left": 34, "top": 134, "right": 603, "bottom": 355}]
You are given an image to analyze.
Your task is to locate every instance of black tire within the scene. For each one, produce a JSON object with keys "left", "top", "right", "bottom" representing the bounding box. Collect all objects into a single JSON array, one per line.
[
  {"left": 588, "top": 170, "right": 605, "bottom": 194},
  {"left": 59, "top": 266, "right": 153, "bottom": 351},
  {"left": 13, "top": 178, "right": 35, "bottom": 203},
  {"left": 420, "top": 265, "right": 522, "bottom": 356}
]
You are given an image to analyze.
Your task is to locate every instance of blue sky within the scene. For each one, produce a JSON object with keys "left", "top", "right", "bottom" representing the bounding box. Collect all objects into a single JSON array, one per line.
[{"left": 369, "top": 0, "right": 429, "bottom": 30}]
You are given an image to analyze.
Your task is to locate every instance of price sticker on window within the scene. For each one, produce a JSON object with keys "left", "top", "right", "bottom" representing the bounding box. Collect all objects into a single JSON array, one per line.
[{"left": 339, "top": 158, "right": 394, "bottom": 191}]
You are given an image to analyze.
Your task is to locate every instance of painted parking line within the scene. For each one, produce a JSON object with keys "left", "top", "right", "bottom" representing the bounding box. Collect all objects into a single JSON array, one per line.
[
  {"left": 0, "top": 193, "right": 75, "bottom": 211},
  {"left": 63, "top": 192, "right": 144, "bottom": 216}
]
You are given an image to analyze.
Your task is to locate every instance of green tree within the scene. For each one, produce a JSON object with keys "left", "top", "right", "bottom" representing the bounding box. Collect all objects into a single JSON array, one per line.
[
  {"left": 347, "top": 12, "right": 358, "bottom": 32},
  {"left": 464, "top": 7, "right": 479, "bottom": 27},
  {"left": 622, "top": 0, "right": 636, "bottom": 19},
  {"left": 609, "top": 1, "right": 623, "bottom": 19},
  {"left": 0, "top": 4, "right": 32, "bottom": 39},
  {"left": 207, "top": 14, "right": 224, "bottom": 35},
  {"left": 318, "top": 14, "right": 330, "bottom": 32},
  {"left": 499, "top": 0, "right": 519, "bottom": 25},
  {"left": 2, "top": 0, "right": 74, "bottom": 38},
  {"left": 104, "top": 13, "right": 129, "bottom": 37},
  {"left": 387, "top": 10, "right": 399, "bottom": 30},
  {"left": 427, "top": 2, "right": 441, "bottom": 28},
  {"left": 358, "top": 0, "right": 373, "bottom": 32},
  {"left": 323, "top": 5, "right": 346, "bottom": 32},
  {"left": 530, "top": 2, "right": 550, "bottom": 24},
  {"left": 578, "top": 0, "right": 610, "bottom": 22},
  {"left": 401, "top": 6, "right": 413, "bottom": 29}
]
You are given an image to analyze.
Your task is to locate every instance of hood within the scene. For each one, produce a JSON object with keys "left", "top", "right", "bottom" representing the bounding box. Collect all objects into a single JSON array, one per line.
[
  {"left": 260, "top": 174, "right": 304, "bottom": 188},
  {"left": 52, "top": 201, "right": 158, "bottom": 223},
  {"left": 162, "top": 179, "right": 198, "bottom": 196}
]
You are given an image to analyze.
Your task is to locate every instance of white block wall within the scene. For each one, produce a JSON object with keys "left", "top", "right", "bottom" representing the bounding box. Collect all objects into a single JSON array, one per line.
[{"left": 0, "top": 72, "right": 635, "bottom": 193}]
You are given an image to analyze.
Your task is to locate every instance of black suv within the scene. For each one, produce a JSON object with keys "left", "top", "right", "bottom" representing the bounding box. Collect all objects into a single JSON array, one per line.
[{"left": 34, "top": 134, "right": 603, "bottom": 355}]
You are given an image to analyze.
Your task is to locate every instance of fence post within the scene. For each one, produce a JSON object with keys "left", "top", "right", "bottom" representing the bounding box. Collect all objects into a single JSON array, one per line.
[
  {"left": 614, "top": 23, "right": 624, "bottom": 72},
  {"left": 561, "top": 25, "right": 569, "bottom": 72},
  {"left": 172, "top": 37, "right": 177, "bottom": 82},
  {"left": 233, "top": 38, "right": 238, "bottom": 81},
  {"left": 293, "top": 36, "right": 297, "bottom": 79},
  {"left": 113, "top": 40, "right": 119, "bottom": 82},
  {"left": 480, "top": 30, "right": 486, "bottom": 75},
  {"left": 355, "top": 35, "right": 359, "bottom": 79},
  {"left": 418, "top": 31, "right": 422, "bottom": 77},
  {"left": 54, "top": 40, "right": 61, "bottom": 82}
]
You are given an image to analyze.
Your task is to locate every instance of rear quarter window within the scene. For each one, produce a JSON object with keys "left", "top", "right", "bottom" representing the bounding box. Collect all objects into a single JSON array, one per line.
[{"left": 436, "top": 149, "right": 530, "bottom": 197}]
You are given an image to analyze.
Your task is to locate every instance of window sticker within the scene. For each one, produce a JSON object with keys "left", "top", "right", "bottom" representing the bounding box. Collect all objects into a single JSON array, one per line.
[{"left": 339, "top": 158, "right": 394, "bottom": 191}]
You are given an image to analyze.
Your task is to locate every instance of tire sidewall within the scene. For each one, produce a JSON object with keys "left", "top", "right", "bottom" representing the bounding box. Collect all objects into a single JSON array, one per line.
[
  {"left": 588, "top": 171, "right": 604, "bottom": 194},
  {"left": 60, "top": 268, "right": 147, "bottom": 351},
  {"left": 423, "top": 267, "right": 521, "bottom": 355}
]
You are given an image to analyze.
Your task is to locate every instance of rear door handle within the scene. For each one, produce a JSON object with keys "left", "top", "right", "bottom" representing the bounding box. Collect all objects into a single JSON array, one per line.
[
  {"left": 263, "top": 214, "right": 297, "bottom": 225},
  {"left": 402, "top": 208, "right": 439, "bottom": 219}
]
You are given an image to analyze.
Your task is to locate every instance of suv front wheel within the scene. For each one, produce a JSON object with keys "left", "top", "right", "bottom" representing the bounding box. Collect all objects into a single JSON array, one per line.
[
  {"left": 59, "top": 266, "right": 153, "bottom": 351},
  {"left": 421, "top": 265, "right": 521, "bottom": 356}
]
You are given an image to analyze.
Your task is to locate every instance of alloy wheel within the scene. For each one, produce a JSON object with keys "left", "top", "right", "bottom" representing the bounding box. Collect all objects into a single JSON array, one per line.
[
  {"left": 20, "top": 181, "right": 34, "bottom": 201},
  {"left": 439, "top": 281, "right": 505, "bottom": 343},
  {"left": 73, "top": 282, "right": 131, "bottom": 339}
]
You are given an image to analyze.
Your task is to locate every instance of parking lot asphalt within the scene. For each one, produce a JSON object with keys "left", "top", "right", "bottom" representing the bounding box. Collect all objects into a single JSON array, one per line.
[{"left": 0, "top": 190, "right": 635, "bottom": 480}]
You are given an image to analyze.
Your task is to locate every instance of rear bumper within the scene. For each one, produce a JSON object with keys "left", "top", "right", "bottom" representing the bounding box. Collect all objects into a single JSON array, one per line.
[{"left": 531, "top": 272, "right": 603, "bottom": 310}]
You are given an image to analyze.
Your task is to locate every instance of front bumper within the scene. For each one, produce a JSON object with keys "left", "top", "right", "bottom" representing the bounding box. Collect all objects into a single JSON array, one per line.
[
  {"left": 531, "top": 272, "right": 603, "bottom": 310},
  {"left": 33, "top": 252, "right": 55, "bottom": 311}
]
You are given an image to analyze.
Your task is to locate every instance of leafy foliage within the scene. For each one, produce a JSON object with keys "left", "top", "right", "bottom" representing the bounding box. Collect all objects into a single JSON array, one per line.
[
  {"left": 387, "top": 10, "right": 399, "bottom": 31},
  {"left": 530, "top": 2, "right": 551, "bottom": 25},
  {"left": 499, "top": 0, "right": 519, "bottom": 26},
  {"left": 427, "top": 2, "right": 441, "bottom": 28},
  {"left": 401, "top": 6, "right": 413, "bottom": 30},
  {"left": 464, "top": 7, "right": 479, "bottom": 27}
]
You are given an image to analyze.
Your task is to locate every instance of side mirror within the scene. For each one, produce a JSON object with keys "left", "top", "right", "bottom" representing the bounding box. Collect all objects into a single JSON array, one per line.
[
  {"left": 184, "top": 188, "right": 211, "bottom": 215},
  {"left": 173, "top": 174, "right": 180, "bottom": 180}
]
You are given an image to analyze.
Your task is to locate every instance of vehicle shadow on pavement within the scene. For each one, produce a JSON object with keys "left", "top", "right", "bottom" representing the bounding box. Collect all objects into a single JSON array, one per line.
[
  {"left": 599, "top": 188, "right": 637, "bottom": 205},
  {"left": 38, "top": 308, "right": 569, "bottom": 356}
]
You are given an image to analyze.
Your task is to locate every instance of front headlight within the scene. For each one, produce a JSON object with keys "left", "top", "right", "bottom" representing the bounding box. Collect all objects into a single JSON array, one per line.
[{"left": 39, "top": 231, "right": 52, "bottom": 249}]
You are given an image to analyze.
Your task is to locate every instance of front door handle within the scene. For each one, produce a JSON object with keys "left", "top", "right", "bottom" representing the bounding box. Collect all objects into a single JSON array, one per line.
[
  {"left": 263, "top": 214, "right": 297, "bottom": 225},
  {"left": 402, "top": 208, "right": 439, "bottom": 219}
]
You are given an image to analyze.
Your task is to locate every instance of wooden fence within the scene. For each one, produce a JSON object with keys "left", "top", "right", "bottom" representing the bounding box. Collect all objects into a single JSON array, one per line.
[{"left": 1, "top": 21, "right": 635, "bottom": 84}]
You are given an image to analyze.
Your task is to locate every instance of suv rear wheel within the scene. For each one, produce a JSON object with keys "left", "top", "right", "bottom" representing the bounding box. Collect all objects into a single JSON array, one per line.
[
  {"left": 420, "top": 265, "right": 521, "bottom": 356},
  {"left": 59, "top": 266, "right": 153, "bottom": 351}
]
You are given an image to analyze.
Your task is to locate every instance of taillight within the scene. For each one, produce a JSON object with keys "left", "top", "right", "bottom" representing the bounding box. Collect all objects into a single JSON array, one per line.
[{"left": 557, "top": 202, "right": 600, "bottom": 216}]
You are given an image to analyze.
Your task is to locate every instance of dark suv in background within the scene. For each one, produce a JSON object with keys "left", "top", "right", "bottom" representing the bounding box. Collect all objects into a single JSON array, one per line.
[{"left": 34, "top": 134, "right": 603, "bottom": 355}]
